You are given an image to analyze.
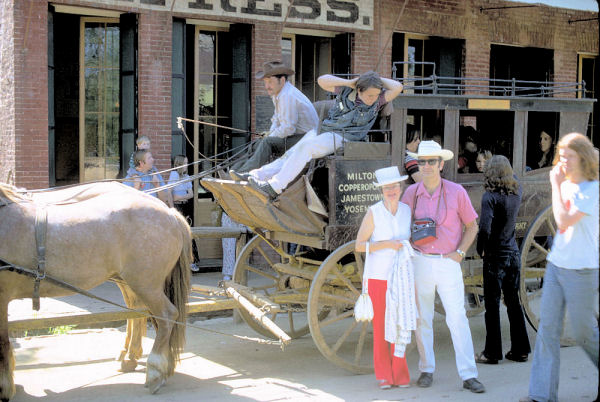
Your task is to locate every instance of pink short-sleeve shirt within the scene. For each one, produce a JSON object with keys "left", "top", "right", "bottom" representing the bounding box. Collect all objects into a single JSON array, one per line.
[{"left": 401, "top": 179, "right": 478, "bottom": 254}]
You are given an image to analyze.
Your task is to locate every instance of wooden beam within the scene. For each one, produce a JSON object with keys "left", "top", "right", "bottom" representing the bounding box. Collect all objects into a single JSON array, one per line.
[{"left": 8, "top": 298, "right": 236, "bottom": 331}]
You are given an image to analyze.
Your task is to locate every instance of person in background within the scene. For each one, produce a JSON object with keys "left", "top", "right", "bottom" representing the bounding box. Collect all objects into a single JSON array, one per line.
[
  {"left": 476, "top": 155, "right": 530, "bottom": 365},
  {"left": 475, "top": 150, "right": 493, "bottom": 173},
  {"left": 458, "top": 126, "right": 480, "bottom": 173},
  {"left": 521, "top": 133, "right": 599, "bottom": 402},
  {"left": 168, "top": 155, "right": 200, "bottom": 273},
  {"left": 220, "top": 211, "right": 247, "bottom": 281},
  {"left": 404, "top": 126, "right": 422, "bottom": 183},
  {"left": 401, "top": 140, "right": 485, "bottom": 394},
  {"left": 536, "top": 130, "right": 556, "bottom": 169},
  {"left": 125, "top": 149, "right": 173, "bottom": 208},
  {"left": 355, "top": 166, "right": 414, "bottom": 390},
  {"left": 128, "top": 136, "right": 158, "bottom": 176},
  {"left": 230, "top": 61, "right": 319, "bottom": 178}
]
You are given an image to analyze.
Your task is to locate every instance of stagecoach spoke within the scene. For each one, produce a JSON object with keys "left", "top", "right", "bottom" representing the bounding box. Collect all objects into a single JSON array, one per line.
[
  {"left": 242, "top": 263, "right": 278, "bottom": 281},
  {"left": 545, "top": 217, "right": 556, "bottom": 236},
  {"left": 531, "top": 240, "right": 549, "bottom": 255},
  {"left": 353, "top": 251, "right": 365, "bottom": 280},
  {"left": 332, "top": 265, "right": 361, "bottom": 297},
  {"left": 319, "top": 310, "right": 354, "bottom": 328},
  {"left": 332, "top": 319, "right": 358, "bottom": 352},
  {"left": 255, "top": 244, "right": 276, "bottom": 266},
  {"left": 354, "top": 322, "right": 368, "bottom": 365},
  {"left": 317, "top": 292, "right": 356, "bottom": 306}
]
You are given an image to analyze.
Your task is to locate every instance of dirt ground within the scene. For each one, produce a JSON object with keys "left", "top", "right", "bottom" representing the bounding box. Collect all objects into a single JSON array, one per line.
[{"left": 10, "top": 309, "right": 598, "bottom": 402}]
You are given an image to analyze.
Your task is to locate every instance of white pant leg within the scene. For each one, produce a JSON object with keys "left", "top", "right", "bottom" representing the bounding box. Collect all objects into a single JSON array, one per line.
[
  {"left": 435, "top": 258, "right": 478, "bottom": 380},
  {"left": 249, "top": 156, "right": 286, "bottom": 182},
  {"left": 249, "top": 129, "right": 318, "bottom": 182},
  {"left": 413, "top": 254, "right": 437, "bottom": 374},
  {"left": 268, "top": 132, "right": 345, "bottom": 193}
]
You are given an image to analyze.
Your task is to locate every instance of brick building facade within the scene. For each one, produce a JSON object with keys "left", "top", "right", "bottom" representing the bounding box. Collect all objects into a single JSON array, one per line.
[{"left": 0, "top": 0, "right": 597, "bottom": 190}]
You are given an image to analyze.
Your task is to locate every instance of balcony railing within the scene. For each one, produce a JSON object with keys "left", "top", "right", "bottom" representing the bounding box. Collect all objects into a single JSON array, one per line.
[{"left": 391, "top": 61, "right": 586, "bottom": 98}]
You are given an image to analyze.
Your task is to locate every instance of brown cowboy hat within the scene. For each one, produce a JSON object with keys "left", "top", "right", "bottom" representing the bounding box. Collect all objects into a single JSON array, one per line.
[{"left": 255, "top": 61, "right": 295, "bottom": 79}]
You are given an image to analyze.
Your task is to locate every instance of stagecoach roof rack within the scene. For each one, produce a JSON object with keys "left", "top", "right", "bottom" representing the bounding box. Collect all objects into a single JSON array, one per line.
[{"left": 391, "top": 61, "right": 587, "bottom": 99}]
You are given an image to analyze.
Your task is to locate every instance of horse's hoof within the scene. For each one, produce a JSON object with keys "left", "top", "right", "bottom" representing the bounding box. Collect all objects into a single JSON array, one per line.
[
  {"left": 145, "top": 377, "right": 166, "bottom": 394},
  {"left": 120, "top": 359, "right": 138, "bottom": 372}
]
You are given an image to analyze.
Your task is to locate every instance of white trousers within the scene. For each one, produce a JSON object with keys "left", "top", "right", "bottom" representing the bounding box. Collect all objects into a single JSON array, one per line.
[
  {"left": 250, "top": 131, "right": 345, "bottom": 193},
  {"left": 413, "top": 254, "right": 478, "bottom": 380}
]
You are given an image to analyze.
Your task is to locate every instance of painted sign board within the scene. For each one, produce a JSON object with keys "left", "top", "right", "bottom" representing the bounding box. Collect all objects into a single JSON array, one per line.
[
  {"left": 333, "top": 159, "right": 390, "bottom": 226},
  {"left": 98, "top": 0, "right": 374, "bottom": 30}
]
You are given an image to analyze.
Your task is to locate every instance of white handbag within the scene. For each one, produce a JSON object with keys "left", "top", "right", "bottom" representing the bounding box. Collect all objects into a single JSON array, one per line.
[{"left": 354, "top": 243, "right": 374, "bottom": 322}]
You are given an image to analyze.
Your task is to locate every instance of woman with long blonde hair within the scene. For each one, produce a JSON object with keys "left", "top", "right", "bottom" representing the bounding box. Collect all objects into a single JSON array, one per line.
[{"left": 522, "top": 133, "right": 599, "bottom": 402}]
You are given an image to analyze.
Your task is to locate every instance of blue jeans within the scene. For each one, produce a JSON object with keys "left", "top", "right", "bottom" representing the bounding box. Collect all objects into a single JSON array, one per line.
[{"left": 528, "top": 262, "right": 599, "bottom": 402}]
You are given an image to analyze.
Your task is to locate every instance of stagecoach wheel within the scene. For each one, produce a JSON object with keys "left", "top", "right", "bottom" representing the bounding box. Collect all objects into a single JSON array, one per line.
[
  {"left": 521, "top": 206, "right": 599, "bottom": 345},
  {"left": 308, "top": 241, "right": 373, "bottom": 374},
  {"left": 433, "top": 277, "right": 485, "bottom": 317},
  {"left": 233, "top": 235, "right": 323, "bottom": 339},
  {"left": 520, "top": 206, "right": 555, "bottom": 331}
]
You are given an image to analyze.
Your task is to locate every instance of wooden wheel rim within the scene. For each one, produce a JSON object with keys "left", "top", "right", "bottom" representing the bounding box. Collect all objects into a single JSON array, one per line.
[{"left": 308, "top": 241, "right": 373, "bottom": 374}]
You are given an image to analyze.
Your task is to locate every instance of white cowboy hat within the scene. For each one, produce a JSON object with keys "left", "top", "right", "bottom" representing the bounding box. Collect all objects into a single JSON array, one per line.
[
  {"left": 373, "top": 166, "right": 408, "bottom": 187},
  {"left": 407, "top": 140, "right": 454, "bottom": 161}
]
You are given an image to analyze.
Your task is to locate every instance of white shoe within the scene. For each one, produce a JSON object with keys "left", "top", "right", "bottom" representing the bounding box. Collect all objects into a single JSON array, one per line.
[{"left": 190, "top": 263, "right": 200, "bottom": 273}]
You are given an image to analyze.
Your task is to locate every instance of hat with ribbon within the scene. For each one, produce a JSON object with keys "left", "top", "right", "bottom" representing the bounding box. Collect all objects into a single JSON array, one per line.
[
  {"left": 407, "top": 140, "right": 454, "bottom": 161},
  {"left": 255, "top": 61, "right": 295, "bottom": 79},
  {"left": 373, "top": 166, "right": 408, "bottom": 187}
]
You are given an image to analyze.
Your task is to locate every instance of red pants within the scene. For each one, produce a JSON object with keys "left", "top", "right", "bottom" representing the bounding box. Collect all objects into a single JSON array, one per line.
[{"left": 368, "top": 279, "right": 410, "bottom": 386}]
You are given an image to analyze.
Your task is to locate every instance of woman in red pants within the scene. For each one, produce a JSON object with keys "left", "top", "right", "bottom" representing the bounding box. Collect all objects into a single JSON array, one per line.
[{"left": 355, "top": 166, "right": 415, "bottom": 389}]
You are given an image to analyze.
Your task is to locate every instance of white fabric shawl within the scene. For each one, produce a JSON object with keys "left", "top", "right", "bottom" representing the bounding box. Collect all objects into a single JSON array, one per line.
[{"left": 384, "top": 240, "right": 418, "bottom": 357}]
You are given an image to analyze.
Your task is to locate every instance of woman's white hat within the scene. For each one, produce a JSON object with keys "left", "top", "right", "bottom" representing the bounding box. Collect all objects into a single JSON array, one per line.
[
  {"left": 373, "top": 166, "right": 408, "bottom": 187},
  {"left": 407, "top": 140, "right": 454, "bottom": 161}
]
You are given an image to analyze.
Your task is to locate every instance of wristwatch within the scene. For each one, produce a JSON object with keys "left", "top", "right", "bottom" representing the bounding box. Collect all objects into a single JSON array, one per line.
[{"left": 456, "top": 249, "right": 466, "bottom": 258}]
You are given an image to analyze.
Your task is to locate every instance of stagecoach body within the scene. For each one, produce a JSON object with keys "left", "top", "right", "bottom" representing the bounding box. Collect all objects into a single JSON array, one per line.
[{"left": 201, "top": 79, "right": 595, "bottom": 373}]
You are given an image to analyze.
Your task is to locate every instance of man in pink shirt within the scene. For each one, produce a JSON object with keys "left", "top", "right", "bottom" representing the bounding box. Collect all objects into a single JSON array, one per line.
[{"left": 400, "top": 141, "right": 484, "bottom": 393}]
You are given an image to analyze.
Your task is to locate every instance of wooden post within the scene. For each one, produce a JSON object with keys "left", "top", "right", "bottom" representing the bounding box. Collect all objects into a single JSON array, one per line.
[{"left": 224, "top": 285, "right": 291, "bottom": 345}]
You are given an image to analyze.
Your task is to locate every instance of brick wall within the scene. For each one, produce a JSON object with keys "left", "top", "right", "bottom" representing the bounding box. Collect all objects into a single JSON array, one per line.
[
  {"left": 2, "top": 0, "right": 597, "bottom": 187},
  {"left": 138, "top": 10, "right": 173, "bottom": 172},
  {"left": 11, "top": 0, "right": 49, "bottom": 189},
  {"left": 252, "top": 23, "right": 283, "bottom": 131},
  {"left": 0, "top": 1, "right": 16, "bottom": 185}
]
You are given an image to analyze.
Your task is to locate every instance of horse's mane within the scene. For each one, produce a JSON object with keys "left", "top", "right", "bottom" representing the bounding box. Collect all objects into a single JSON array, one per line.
[{"left": 0, "top": 183, "right": 30, "bottom": 203}]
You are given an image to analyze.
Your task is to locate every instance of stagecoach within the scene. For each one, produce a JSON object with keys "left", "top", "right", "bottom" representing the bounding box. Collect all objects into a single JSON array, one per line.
[{"left": 200, "top": 72, "right": 596, "bottom": 373}]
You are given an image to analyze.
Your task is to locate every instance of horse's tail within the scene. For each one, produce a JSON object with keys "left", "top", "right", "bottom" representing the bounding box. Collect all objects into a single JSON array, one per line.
[{"left": 165, "top": 210, "right": 192, "bottom": 376}]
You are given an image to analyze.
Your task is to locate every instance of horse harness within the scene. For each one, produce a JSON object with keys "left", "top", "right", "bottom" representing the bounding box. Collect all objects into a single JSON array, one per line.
[{"left": 0, "top": 195, "right": 125, "bottom": 311}]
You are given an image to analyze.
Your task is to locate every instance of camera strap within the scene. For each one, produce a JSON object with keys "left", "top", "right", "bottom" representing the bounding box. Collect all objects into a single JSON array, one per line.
[{"left": 411, "top": 180, "right": 444, "bottom": 224}]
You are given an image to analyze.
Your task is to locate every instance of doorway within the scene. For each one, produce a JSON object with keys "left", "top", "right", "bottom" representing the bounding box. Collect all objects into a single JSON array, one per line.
[{"left": 80, "top": 18, "right": 120, "bottom": 182}]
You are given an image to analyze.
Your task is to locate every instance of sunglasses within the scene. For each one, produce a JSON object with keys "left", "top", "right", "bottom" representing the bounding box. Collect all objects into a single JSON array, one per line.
[{"left": 417, "top": 159, "right": 440, "bottom": 166}]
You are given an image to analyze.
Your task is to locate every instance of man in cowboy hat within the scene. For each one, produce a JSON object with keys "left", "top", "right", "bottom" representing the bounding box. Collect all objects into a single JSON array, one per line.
[
  {"left": 229, "top": 61, "right": 319, "bottom": 177},
  {"left": 400, "top": 140, "right": 485, "bottom": 393},
  {"left": 245, "top": 70, "right": 404, "bottom": 199}
]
